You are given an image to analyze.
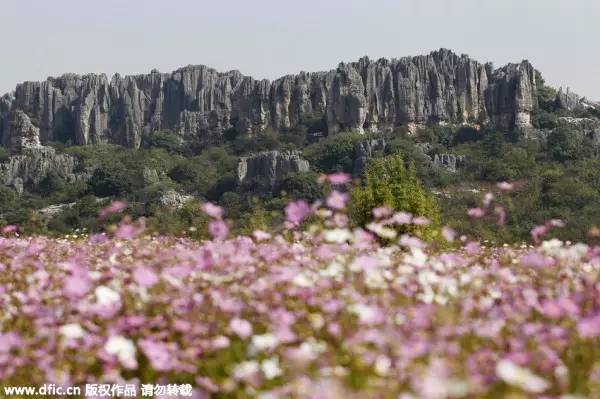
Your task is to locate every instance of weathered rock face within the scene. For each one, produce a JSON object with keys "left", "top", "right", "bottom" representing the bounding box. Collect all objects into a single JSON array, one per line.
[
  {"left": 557, "top": 117, "right": 600, "bottom": 145},
  {"left": 433, "top": 153, "right": 466, "bottom": 172},
  {"left": 0, "top": 49, "right": 540, "bottom": 150},
  {"left": 159, "top": 190, "right": 194, "bottom": 209},
  {"left": 485, "top": 61, "right": 537, "bottom": 132},
  {"left": 353, "top": 138, "right": 387, "bottom": 175},
  {"left": 0, "top": 112, "right": 82, "bottom": 194},
  {"left": 554, "top": 87, "right": 600, "bottom": 113},
  {"left": 238, "top": 150, "right": 310, "bottom": 185},
  {"left": 10, "top": 111, "right": 43, "bottom": 152}
]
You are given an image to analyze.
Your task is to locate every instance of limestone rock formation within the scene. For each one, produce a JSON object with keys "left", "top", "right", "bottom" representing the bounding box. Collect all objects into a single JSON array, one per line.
[
  {"left": 353, "top": 138, "right": 387, "bottom": 175},
  {"left": 159, "top": 190, "right": 194, "bottom": 209},
  {"left": 9, "top": 111, "right": 43, "bottom": 152},
  {"left": 433, "top": 153, "right": 466, "bottom": 172},
  {"left": 0, "top": 50, "right": 542, "bottom": 151},
  {"left": 237, "top": 150, "right": 310, "bottom": 185},
  {"left": 557, "top": 117, "right": 600, "bottom": 145},
  {"left": 554, "top": 87, "right": 600, "bottom": 113},
  {"left": 0, "top": 112, "right": 82, "bottom": 194}
]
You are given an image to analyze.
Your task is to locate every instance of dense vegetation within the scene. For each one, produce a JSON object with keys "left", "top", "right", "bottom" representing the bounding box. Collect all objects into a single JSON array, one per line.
[{"left": 1, "top": 78, "right": 599, "bottom": 243}]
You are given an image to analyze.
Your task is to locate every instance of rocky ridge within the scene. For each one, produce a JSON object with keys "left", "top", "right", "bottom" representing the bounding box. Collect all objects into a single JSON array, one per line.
[
  {"left": 0, "top": 49, "right": 541, "bottom": 150},
  {"left": 0, "top": 111, "right": 83, "bottom": 194}
]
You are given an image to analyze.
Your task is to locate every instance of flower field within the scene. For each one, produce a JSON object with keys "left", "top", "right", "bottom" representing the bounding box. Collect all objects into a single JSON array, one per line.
[{"left": 1, "top": 187, "right": 599, "bottom": 398}]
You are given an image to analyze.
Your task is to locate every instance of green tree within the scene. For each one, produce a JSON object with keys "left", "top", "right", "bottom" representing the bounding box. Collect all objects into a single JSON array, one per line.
[
  {"left": 546, "top": 125, "right": 589, "bottom": 162},
  {"left": 349, "top": 154, "right": 440, "bottom": 240}
]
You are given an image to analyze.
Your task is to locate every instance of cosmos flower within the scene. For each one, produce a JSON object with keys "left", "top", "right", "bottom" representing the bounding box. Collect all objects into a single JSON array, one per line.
[
  {"left": 285, "top": 200, "right": 311, "bottom": 224},
  {"left": 104, "top": 335, "right": 137, "bottom": 369},
  {"left": 201, "top": 202, "right": 224, "bottom": 219}
]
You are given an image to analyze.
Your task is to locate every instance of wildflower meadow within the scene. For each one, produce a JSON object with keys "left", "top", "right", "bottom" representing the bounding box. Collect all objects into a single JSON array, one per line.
[{"left": 0, "top": 177, "right": 599, "bottom": 398}]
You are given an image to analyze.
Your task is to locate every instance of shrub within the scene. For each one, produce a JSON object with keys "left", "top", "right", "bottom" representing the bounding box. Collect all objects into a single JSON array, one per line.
[{"left": 349, "top": 154, "right": 440, "bottom": 240}]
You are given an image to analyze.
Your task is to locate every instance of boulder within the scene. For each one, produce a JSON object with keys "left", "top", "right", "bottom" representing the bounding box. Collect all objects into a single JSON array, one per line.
[
  {"left": 238, "top": 150, "right": 310, "bottom": 185},
  {"left": 353, "top": 138, "right": 387, "bottom": 175}
]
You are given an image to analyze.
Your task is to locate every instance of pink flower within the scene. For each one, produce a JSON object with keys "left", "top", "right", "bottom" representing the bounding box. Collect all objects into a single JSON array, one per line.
[
  {"left": 132, "top": 267, "right": 159, "bottom": 288},
  {"left": 372, "top": 206, "right": 392, "bottom": 219},
  {"left": 229, "top": 318, "right": 253, "bottom": 339},
  {"left": 578, "top": 313, "right": 600, "bottom": 338},
  {"left": 326, "top": 190, "right": 348, "bottom": 210},
  {"left": 467, "top": 208, "right": 485, "bottom": 219},
  {"left": 208, "top": 220, "right": 229, "bottom": 240},
  {"left": 202, "top": 202, "right": 223, "bottom": 219},
  {"left": 393, "top": 212, "right": 413, "bottom": 225},
  {"left": 63, "top": 275, "right": 92, "bottom": 299},
  {"left": 1, "top": 225, "right": 19, "bottom": 234},
  {"left": 519, "top": 251, "right": 556, "bottom": 268},
  {"left": 326, "top": 173, "right": 351, "bottom": 185},
  {"left": 285, "top": 200, "right": 311, "bottom": 224},
  {"left": 115, "top": 220, "right": 146, "bottom": 239},
  {"left": 412, "top": 216, "right": 430, "bottom": 226},
  {"left": 98, "top": 200, "right": 127, "bottom": 219},
  {"left": 497, "top": 181, "right": 514, "bottom": 192},
  {"left": 441, "top": 226, "right": 456, "bottom": 242},
  {"left": 531, "top": 224, "right": 550, "bottom": 243},
  {"left": 138, "top": 339, "right": 174, "bottom": 371}
]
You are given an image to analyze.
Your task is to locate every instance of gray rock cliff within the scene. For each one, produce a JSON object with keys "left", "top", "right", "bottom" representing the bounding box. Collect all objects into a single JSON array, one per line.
[
  {"left": 0, "top": 112, "right": 82, "bottom": 194},
  {"left": 238, "top": 150, "right": 310, "bottom": 185},
  {"left": 0, "top": 49, "right": 540, "bottom": 150}
]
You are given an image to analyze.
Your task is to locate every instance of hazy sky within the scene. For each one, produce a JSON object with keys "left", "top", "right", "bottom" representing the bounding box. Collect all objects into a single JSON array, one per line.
[{"left": 1, "top": 0, "right": 599, "bottom": 99}]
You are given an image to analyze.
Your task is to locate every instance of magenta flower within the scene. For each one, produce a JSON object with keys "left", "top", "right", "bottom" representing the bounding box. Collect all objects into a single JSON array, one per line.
[
  {"left": 467, "top": 207, "right": 485, "bottom": 219},
  {"left": 326, "top": 190, "right": 348, "bottom": 210},
  {"left": 132, "top": 266, "right": 159, "bottom": 288},
  {"left": 202, "top": 202, "right": 223, "bottom": 219},
  {"left": 138, "top": 339, "right": 173, "bottom": 371},
  {"left": 98, "top": 200, "right": 127, "bottom": 219},
  {"left": 285, "top": 200, "right": 311, "bottom": 224},
  {"left": 531, "top": 224, "right": 550, "bottom": 243},
  {"left": 208, "top": 219, "right": 229, "bottom": 240},
  {"left": 63, "top": 275, "right": 92, "bottom": 299},
  {"left": 326, "top": 173, "right": 351, "bottom": 185},
  {"left": 229, "top": 318, "right": 253, "bottom": 339},
  {"left": 372, "top": 206, "right": 392, "bottom": 219},
  {"left": 1, "top": 225, "right": 19, "bottom": 234},
  {"left": 578, "top": 313, "right": 600, "bottom": 338}
]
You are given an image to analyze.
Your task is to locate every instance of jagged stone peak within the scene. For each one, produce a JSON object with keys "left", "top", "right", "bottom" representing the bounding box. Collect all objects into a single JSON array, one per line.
[{"left": 2, "top": 49, "right": 537, "bottom": 98}]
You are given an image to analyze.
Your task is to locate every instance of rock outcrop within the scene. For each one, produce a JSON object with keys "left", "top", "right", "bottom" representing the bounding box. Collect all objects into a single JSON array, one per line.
[
  {"left": 433, "top": 153, "right": 466, "bottom": 172},
  {"left": 0, "top": 50, "right": 541, "bottom": 150},
  {"left": 159, "top": 190, "right": 194, "bottom": 209},
  {"left": 0, "top": 112, "right": 82, "bottom": 194},
  {"left": 353, "top": 138, "right": 387, "bottom": 175},
  {"left": 557, "top": 117, "right": 600, "bottom": 145},
  {"left": 238, "top": 150, "right": 310, "bottom": 184},
  {"left": 554, "top": 87, "right": 600, "bottom": 113}
]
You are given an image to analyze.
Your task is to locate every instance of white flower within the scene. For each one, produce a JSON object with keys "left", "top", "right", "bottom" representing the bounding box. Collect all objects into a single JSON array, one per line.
[
  {"left": 404, "top": 248, "right": 427, "bottom": 267},
  {"left": 293, "top": 272, "right": 316, "bottom": 288},
  {"left": 323, "top": 228, "right": 352, "bottom": 243},
  {"left": 59, "top": 323, "right": 85, "bottom": 339},
  {"left": 496, "top": 359, "right": 549, "bottom": 393},
  {"left": 374, "top": 355, "right": 391, "bottom": 376},
  {"left": 261, "top": 357, "right": 283, "bottom": 379},
  {"left": 233, "top": 360, "right": 260, "bottom": 380},
  {"left": 104, "top": 335, "right": 137, "bottom": 369},
  {"left": 95, "top": 285, "right": 121, "bottom": 306},
  {"left": 251, "top": 333, "right": 279, "bottom": 352}
]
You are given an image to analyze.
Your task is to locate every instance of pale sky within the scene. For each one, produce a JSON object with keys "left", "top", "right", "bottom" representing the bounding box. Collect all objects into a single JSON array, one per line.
[{"left": 1, "top": 0, "right": 599, "bottom": 99}]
